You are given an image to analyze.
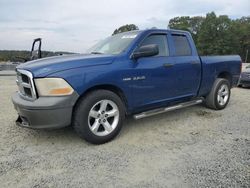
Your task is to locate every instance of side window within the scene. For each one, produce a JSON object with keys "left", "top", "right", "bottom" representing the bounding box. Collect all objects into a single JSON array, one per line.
[
  {"left": 172, "top": 34, "right": 192, "bottom": 56},
  {"left": 140, "top": 35, "right": 169, "bottom": 56}
]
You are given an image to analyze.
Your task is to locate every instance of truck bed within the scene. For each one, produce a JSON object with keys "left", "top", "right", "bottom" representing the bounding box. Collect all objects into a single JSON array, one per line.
[{"left": 198, "top": 55, "right": 242, "bottom": 96}]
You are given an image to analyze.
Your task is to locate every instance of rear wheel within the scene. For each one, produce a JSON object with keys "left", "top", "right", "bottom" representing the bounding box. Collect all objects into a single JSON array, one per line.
[
  {"left": 205, "top": 78, "right": 231, "bottom": 110},
  {"left": 73, "top": 90, "right": 125, "bottom": 144}
]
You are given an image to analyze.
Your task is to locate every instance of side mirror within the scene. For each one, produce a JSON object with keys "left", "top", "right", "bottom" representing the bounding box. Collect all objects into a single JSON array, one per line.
[
  {"left": 30, "top": 38, "right": 42, "bottom": 60},
  {"left": 132, "top": 44, "right": 159, "bottom": 59}
]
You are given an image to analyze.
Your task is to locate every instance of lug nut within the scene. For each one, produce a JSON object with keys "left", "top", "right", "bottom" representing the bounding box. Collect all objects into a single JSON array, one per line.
[
  {"left": 105, "top": 114, "right": 108, "bottom": 117},
  {"left": 103, "top": 119, "right": 106, "bottom": 122}
]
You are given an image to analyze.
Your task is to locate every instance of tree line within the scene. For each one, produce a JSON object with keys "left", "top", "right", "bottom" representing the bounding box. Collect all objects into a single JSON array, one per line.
[
  {"left": 113, "top": 12, "right": 249, "bottom": 62},
  {"left": 0, "top": 50, "right": 74, "bottom": 62},
  {"left": 0, "top": 12, "right": 249, "bottom": 62},
  {"left": 168, "top": 12, "right": 249, "bottom": 62}
]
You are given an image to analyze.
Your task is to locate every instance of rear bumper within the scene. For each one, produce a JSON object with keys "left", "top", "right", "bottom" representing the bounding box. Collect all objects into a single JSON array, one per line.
[{"left": 12, "top": 92, "right": 79, "bottom": 129}]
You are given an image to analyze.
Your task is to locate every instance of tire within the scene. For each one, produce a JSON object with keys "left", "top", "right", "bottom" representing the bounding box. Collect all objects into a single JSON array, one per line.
[
  {"left": 73, "top": 90, "right": 125, "bottom": 144},
  {"left": 205, "top": 78, "right": 231, "bottom": 110}
]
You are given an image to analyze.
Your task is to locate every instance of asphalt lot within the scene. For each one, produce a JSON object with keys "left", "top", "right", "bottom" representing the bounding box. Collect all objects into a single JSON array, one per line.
[{"left": 0, "top": 76, "right": 249, "bottom": 188}]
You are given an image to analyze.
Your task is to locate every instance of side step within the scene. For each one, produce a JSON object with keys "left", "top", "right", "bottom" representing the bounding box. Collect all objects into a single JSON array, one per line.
[{"left": 133, "top": 98, "right": 203, "bottom": 120}]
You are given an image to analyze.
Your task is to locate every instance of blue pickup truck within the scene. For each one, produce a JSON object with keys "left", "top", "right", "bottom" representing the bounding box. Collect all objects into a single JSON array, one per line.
[{"left": 12, "top": 29, "right": 242, "bottom": 144}]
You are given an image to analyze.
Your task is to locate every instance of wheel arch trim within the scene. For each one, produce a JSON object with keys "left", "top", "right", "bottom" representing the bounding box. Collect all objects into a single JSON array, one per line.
[
  {"left": 217, "top": 71, "right": 232, "bottom": 87},
  {"left": 72, "top": 84, "right": 129, "bottom": 116}
]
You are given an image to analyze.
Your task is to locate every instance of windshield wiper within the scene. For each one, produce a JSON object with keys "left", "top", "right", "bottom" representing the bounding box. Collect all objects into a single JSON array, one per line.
[{"left": 91, "top": 51, "right": 103, "bottom": 54}]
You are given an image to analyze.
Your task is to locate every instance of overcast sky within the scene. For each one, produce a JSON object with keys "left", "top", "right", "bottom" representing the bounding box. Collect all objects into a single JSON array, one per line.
[{"left": 0, "top": 0, "right": 249, "bottom": 52}]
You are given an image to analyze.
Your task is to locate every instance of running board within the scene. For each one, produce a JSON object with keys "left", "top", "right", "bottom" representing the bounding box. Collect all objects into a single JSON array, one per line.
[{"left": 133, "top": 98, "right": 203, "bottom": 120}]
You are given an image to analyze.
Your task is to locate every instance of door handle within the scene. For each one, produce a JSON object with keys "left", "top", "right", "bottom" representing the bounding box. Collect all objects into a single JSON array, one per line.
[
  {"left": 190, "top": 61, "right": 200, "bottom": 65},
  {"left": 163, "top": 63, "right": 174, "bottom": 68}
]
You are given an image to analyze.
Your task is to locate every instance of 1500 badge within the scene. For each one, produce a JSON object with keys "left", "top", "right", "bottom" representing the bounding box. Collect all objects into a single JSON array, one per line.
[{"left": 123, "top": 76, "right": 146, "bottom": 81}]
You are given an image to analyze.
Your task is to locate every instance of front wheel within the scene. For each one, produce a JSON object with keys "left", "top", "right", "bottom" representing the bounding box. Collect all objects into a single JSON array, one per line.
[
  {"left": 73, "top": 90, "right": 125, "bottom": 144},
  {"left": 205, "top": 78, "right": 231, "bottom": 110}
]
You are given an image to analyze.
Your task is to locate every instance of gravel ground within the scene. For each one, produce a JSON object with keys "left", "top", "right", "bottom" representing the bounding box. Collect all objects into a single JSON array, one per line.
[{"left": 0, "top": 76, "right": 249, "bottom": 188}]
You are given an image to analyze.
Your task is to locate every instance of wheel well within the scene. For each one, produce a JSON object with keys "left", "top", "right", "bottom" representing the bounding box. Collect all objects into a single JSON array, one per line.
[
  {"left": 73, "top": 85, "right": 128, "bottom": 114},
  {"left": 217, "top": 72, "right": 232, "bottom": 87}
]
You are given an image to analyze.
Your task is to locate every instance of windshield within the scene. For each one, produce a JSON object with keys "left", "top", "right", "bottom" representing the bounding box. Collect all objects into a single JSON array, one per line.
[{"left": 87, "top": 31, "right": 140, "bottom": 55}]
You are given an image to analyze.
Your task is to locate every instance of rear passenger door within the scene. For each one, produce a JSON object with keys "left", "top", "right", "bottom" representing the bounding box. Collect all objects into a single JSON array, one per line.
[{"left": 170, "top": 33, "right": 201, "bottom": 96}]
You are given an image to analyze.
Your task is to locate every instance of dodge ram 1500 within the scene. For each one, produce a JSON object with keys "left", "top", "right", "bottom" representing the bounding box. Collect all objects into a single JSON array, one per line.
[{"left": 12, "top": 29, "right": 242, "bottom": 144}]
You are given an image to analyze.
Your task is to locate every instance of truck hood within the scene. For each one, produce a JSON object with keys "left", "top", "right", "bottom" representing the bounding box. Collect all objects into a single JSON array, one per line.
[{"left": 17, "top": 54, "right": 116, "bottom": 77}]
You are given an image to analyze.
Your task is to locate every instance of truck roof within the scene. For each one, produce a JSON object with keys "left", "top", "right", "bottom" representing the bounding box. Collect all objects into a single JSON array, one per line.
[
  {"left": 148, "top": 28, "right": 190, "bottom": 34},
  {"left": 120, "top": 28, "right": 191, "bottom": 36}
]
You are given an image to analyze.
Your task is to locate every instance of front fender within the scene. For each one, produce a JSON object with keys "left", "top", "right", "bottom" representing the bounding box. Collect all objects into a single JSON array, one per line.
[{"left": 47, "top": 65, "right": 133, "bottom": 112}]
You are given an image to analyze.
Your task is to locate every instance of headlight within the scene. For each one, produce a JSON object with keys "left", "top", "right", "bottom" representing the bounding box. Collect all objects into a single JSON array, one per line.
[{"left": 34, "top": 78, "right": 74, "bottom": 96}]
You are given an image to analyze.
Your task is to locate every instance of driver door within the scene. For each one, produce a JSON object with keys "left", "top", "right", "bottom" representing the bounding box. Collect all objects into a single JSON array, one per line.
[{"left": 131, "top": 34, "right": 177, "bottom": 110}]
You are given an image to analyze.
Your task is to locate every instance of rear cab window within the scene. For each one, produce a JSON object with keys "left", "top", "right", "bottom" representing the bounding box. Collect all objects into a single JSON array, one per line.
[
  {"left": 139, "top": 34, "right": 169, "bottom": 56},
  {"left": 172, "top": 34, "right": 192, "bottom": 56}
]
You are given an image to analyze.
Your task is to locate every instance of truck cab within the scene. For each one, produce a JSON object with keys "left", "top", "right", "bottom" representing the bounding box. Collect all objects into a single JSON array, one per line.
[{"left": 125, "top": 30, "right": 202, "bottom": 112}]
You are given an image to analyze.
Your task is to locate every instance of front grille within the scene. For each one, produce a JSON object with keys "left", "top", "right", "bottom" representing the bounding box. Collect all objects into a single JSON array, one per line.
[{"left": 16, "top": 69, "right": 37, "bottom": 100}]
